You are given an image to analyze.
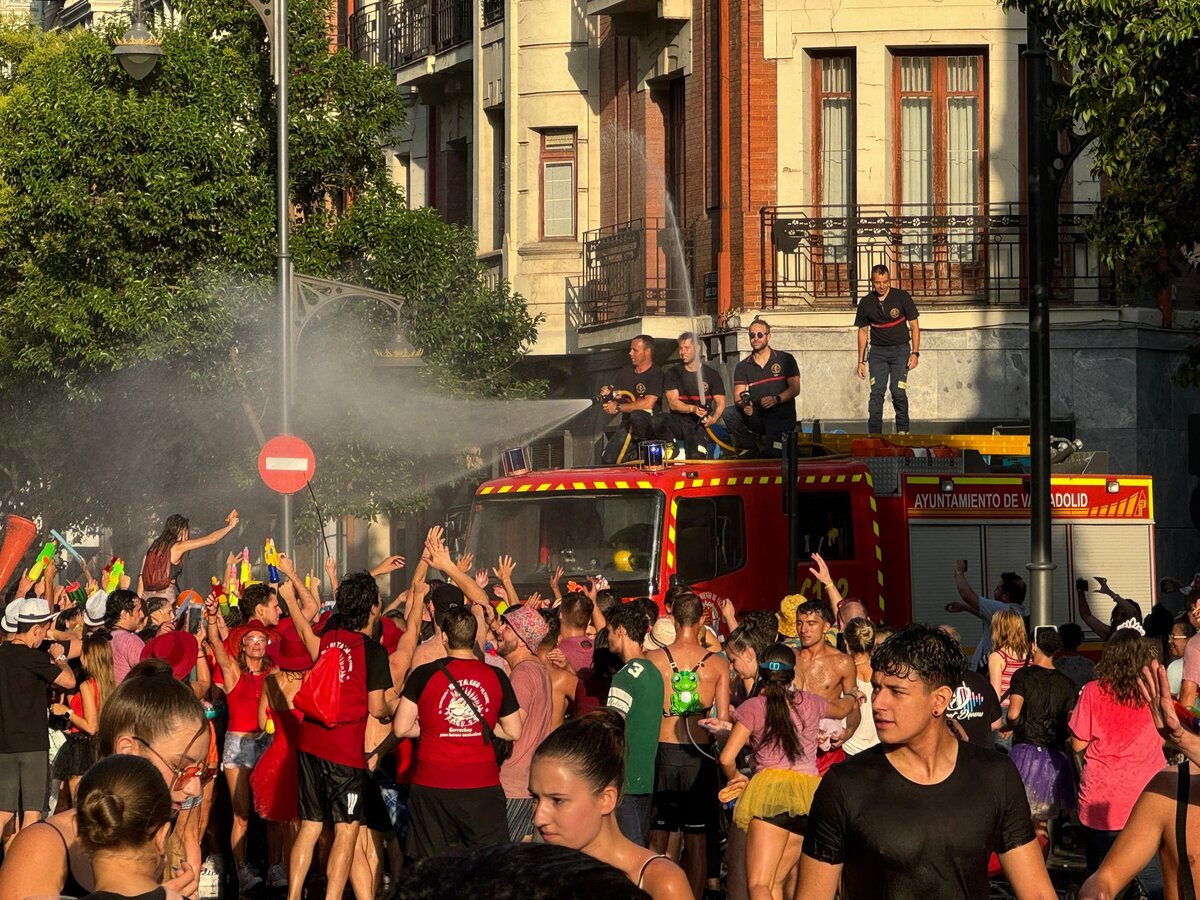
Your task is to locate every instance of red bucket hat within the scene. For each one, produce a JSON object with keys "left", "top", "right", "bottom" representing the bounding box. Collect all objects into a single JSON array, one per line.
[
  {"left": 266, "top": 620, "right": 314, "bottom": 672},
  {"left": 140, "top": 631, "right": 200, "bottom": 681}
]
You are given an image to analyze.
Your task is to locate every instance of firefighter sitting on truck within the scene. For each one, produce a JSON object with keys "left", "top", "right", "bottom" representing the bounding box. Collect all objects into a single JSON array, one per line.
[
  {"left": 599, "top": 334, "right": 670, "bottom": 465},
  {"left": 720, "top": 318, "right": 801, "bottom": 458},
  {"left": 663, "top": 331, "right": 727, "bottom": 460}
]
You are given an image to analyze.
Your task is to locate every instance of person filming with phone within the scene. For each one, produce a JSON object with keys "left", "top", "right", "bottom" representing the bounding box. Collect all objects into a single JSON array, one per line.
[{"left": 943, "top": 559, "right": 1027, "bottom": 673}]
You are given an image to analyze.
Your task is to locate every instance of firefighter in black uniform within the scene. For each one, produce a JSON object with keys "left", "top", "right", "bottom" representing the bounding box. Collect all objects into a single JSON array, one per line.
[
  {"left": 854, "top": 264, "right": 921, "bottom": 434},
  {"left": 720, "top": 318, "right": 800, "bottom": 457},
  {"left": 599, "top": 334, "right": 668, "bottom": 465},
  {"left": 663, "top": 332, "right": 727, "bottom": 459}
]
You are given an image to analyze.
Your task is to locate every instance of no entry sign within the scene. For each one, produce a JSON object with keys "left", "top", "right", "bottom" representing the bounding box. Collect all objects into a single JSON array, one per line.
[{"left": 258, "top": 435, "right": 316, "bottom": 494}]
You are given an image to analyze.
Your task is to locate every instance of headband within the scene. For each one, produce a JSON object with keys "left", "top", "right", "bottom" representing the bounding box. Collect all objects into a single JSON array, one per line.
[{"left": 759, "top": 660, "right": 794, "bottom": 672}]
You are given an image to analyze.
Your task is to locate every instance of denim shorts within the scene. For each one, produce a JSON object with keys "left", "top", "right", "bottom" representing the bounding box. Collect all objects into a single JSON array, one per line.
[{"left": 222, "top": 731, "right": 270, "bottom": 770}]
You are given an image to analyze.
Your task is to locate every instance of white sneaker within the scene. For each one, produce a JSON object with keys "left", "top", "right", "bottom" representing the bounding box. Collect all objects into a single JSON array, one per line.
[
  {"left": 267, "top": 864, "right": 287, "bottom": 888},
  {"left": 237, "top": 864, "right": 263, "bottom": 892}
]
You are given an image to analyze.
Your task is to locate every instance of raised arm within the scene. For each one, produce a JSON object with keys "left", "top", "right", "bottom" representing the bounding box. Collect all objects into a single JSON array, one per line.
[
  {"left": 808, "top": 553, "right": 843, "bottom": 609},
  {"left": 277, "top": 553, "right": 319, "bottom": 622},
  {"left": 1094, "top": 576, "right": 1143, "bottom": 625},
  {"left": 428, "top": 536, "right": 489, "bottom": 607},
  {"left": 174, "top": 509, "right": 239, "bottom": 557},
  {"left": 952, "top": 559, "right": 982, "bottom": 616},
  {"left": 1076, "top": 578, "right": 1111, "bottom": 641},
  {"left": 205, "top": 608, "right": 241, "bottom": 689},
  {"left": 389, "top": 580, "right": 430, "bottom": 688},
  {"left": 277, "top": 580, "right": 320, "bottom": 662}
]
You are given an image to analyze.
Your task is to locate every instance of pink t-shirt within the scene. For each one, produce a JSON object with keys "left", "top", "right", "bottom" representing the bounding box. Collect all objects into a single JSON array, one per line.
[
  {"left": 1068, "top": 680, "right": 1164, "bottom": 830},
  {"left": 1181, "top": 634, "right": 1200, "bottom": 687},
  {"left": 558, "top": 635, "right": 594, "bottom": 677},
  {"left": 110, "top": 628, "right": 145, "bottom": 684},
  {"left": 499, "top": 659, "right": 554, "bottom": 800},
  {"left": 732, "top": 690, "right": 828, "bottom": 776}
]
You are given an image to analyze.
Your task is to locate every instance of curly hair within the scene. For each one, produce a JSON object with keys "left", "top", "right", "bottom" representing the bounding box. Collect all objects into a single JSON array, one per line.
[
  {"left": 989, "top": 608, "right": 1029, "bottom": 659},
  {"left": 871, "top": 623, "right": 965, "bottom": 690},
  {"left": 1095, "top": 628, "right": 1158, "bottom": 707}
]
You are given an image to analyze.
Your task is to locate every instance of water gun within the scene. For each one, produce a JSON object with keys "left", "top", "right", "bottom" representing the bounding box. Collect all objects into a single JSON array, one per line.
[
  {"left": 264, "top": 539, "right": 280, "bottom": 584},
  {"left": 211, "top": 577, "right": 231, "bottom": 617},
  {"left": 26, "top": 540, "right": 57, "bottom": 583},
  {"left": 104, "top": 558, "right": 125, "bottom": 593},
  {"left": 239, "top": 547, "right": 251, "bottom": 590},
  {"left": 65, "top": 581, "right": 87, "bottom": 605},
  {"left": 49, "top": 530, "right": 88, "bottom": 572},
  {"left": 1175, "top": 701, "right": 1200, "bottom": 734}
]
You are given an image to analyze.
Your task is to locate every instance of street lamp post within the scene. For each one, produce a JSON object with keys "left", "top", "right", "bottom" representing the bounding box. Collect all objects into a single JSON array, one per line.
[{"left": 113, "top": 0, "right": 294, "bottom": 552}]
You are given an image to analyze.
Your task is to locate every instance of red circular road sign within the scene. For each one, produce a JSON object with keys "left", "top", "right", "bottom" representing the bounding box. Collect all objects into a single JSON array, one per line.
[{"left": 258, "top": 435, "right": 316, "bottom": 494}]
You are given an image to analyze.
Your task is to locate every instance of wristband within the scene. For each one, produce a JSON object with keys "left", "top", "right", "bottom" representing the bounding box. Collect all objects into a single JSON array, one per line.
[{"left": 911, "top": 351, "right": 920, "bottom": 357}]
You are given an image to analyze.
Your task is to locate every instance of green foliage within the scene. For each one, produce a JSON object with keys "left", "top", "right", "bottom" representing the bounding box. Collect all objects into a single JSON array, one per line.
[
  {"left": 0, "top": 1, "right": 542, "bottom": 539},
  {"left": 1009, "top": 0, "right": 1200, "bottom": 292}
]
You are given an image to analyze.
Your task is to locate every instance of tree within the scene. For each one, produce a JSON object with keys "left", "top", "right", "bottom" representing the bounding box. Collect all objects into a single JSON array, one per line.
[
  {"left": 1011, "top": 0, "right": 1200, "bottom": 292},
  {"left": 0, "top": 0, "right": 543, "bottom": 547}
]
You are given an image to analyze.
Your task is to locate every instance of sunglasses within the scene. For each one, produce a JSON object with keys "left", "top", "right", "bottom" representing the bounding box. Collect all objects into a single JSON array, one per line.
[
  {"left": 132, "top": 722, "right": 213, "bottom": 791},
  {"left": 749, "top": 331, "right": 768, "bottom": 338}
]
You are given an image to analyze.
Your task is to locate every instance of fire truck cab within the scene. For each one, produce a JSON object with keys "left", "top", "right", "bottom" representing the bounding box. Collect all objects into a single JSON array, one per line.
[{"left": 465, "top": 440, "right": 1155, "bottom": 652}]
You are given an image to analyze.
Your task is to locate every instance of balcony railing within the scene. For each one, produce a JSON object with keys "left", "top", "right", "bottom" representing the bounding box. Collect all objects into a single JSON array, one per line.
[
  {"left": 348, "top": 0, "right": 471, "bottom": 70},
  {"left": 760, "top": 202, "right": 1114, "bottom": 308},
  {"left": 579, "top": 218, "right": 695, "bottom": 326},
  {"left": 482, "top": 0, "right": 503, "bottom": 26}
]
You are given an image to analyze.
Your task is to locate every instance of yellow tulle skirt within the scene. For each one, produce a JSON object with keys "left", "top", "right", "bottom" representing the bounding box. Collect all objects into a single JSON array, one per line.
[{"left": 732, "top": 769, "right": 822, "bottom": 830}]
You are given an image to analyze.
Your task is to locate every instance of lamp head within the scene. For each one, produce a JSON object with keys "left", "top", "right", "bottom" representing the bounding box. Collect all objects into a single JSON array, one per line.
[{"left": 113, "top": 21, "right": 162, "bottom": 81}]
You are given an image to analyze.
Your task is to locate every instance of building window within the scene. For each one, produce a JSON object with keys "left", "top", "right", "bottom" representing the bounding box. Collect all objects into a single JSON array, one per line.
[
  {"left": 540, "top": 129, "right": 576, "bottom": 240},
  {"left": 812, "top": 53, "right": 855, "bottom": 262},
  {"left": 894, "top": 52, "right": 986, "bottom": 260}
]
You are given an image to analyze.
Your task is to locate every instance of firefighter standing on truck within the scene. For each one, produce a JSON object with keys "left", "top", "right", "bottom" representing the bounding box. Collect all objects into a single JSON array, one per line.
[
  {"left": 600, "top": 334, "right": 668, "bottom": 465},
  {"left": 721, "top": 317, "right": 801, "bottom": 458},
  {"left": 663, "top": 332, "right": 727, "bottom": 460},
  {"left": 854, "top": 264, "right": 921, "bottom": 434}
]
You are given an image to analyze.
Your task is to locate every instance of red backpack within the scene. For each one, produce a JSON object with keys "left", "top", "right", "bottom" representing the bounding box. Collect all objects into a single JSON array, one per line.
[{"left": 293, "top": 630, "right": 367, "bottom": 728}]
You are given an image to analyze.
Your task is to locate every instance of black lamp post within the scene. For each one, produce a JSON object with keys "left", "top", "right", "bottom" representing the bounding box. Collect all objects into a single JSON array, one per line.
[{"left": 113, "top": 0, "right": 295, "bottom": 552}]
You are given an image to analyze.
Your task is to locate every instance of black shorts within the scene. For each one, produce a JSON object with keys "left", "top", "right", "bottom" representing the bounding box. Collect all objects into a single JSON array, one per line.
[
  {"left": 296, "top": 750, "right": 368, "bottom": 825},
  {"left": 758, "top": 811, "right": 808, "bottom": 836},
  {"left": 650, "top": 741, "right": 719, "bottom": 835},
  {"left": 404, "top": 783, "right": 508, "bottom": 861}
]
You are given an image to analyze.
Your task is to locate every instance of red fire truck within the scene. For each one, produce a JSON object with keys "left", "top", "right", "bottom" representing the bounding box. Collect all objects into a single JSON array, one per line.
[{"left": 464, "top": 436, "right": 1155, "bottom": 650}]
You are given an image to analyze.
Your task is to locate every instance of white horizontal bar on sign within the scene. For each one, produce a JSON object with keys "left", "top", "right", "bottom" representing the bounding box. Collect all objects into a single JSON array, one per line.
[{"left": 265, "top": 457, "right": 309, "bottom": 471}]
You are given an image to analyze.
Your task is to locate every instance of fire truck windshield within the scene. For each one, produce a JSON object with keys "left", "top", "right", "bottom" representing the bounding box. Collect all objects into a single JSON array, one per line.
[{"left": 468, "top": 491, "right": 665, "bottom": 595}]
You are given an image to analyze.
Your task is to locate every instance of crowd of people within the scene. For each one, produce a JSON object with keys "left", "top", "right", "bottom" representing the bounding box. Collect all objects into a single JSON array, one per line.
[{"left": 0, "top": 507, "right": 1199, "bottom": 900}]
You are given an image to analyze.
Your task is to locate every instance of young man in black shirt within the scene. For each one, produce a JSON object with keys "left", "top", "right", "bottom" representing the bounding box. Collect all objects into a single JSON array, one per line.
[
  {"left": 662, "top": 332, "right": 726, "bottom": 460},
  {"left": 854, "top": 264, "right": 920, "bottom": 434},
  {"left": 0, "top": 598, "right": 76, "bottom": 836},
  {"left": 720, "top": 318, "right": 800, "bottom": 457},
  {"left": 799, "top": 624, "right": 1055, "bottom": 900},
  {"left": 600, "top": 334, "right": 667, "bottom": 465}
]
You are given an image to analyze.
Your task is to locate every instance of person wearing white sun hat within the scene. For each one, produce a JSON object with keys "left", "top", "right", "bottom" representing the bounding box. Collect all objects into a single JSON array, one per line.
[{"left": 0, "top": 596, "right": 77, "bottom": 836}]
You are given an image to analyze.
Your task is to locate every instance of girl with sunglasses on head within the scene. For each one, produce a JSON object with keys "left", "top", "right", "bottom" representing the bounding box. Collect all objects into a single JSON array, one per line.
[
  {"left": 206, "top": 607, "right": 275, "bottom": 893},
  {"left": 0, "top": 663, "right": 211, "bottom": 900},
  {"left": 529, "top": 710, "right": 692, "bottom": 899},
  {"left": 75, "top": 755, "right": 180, "bottom": 900},
  {"left": 718, "top": 643, "right": 858, "bottom": 900}
]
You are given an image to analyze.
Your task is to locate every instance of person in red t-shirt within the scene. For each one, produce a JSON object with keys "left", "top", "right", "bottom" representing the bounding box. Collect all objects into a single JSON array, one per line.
[
  {"left": 286, "top": 573, "right": 397, "bottom": 900},
  {"left": 393, "top": 605, "right": 524, "bottom": 860}
]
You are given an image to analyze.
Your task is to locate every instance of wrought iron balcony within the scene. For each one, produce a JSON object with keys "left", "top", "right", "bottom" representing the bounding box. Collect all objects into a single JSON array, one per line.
[
  {"left": 482, "top": 0, "right": 503, "bottom": 26},
  {"left": 578, "top": 218, "right": 695, "bottom": 327},
  {"left": 347, "top": 0, "right": 471, "bottom": 71},
  {"left": 760, "top": 202, "right": 1113, "bottom": 308}
]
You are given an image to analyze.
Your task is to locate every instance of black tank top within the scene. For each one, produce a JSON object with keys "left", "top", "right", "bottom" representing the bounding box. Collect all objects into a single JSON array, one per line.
[{"left": 36, "top": 821, "right": 91, "bottom": 898}]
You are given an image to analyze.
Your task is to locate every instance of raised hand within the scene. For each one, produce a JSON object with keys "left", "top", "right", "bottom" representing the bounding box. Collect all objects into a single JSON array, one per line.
[
  {"left": 474, "top": 568, "right": 490, "bottom": 589},
  {"left": 1139, "top": 661, "right": 1185, "bottom": 744},
  {"left": 549, "top": 566, "right": 564, "bottom": 598},
  {"left": 526, "top": 591, "right": 543, "bottom": 609},
  {"left": 808, "top": 552, "right": 832, "bottom": 585},
  {"left": 493, "top": 555, "right": 516, "bottom": 583},
  {"left": 456, "top": 552, "right": 474, "bottom": 574},
  {"left": 226, "top": 509, "right": 239, "bottom": 527},
  {"left": 371, "top": 555, "right": 406, "bottom": 577}
]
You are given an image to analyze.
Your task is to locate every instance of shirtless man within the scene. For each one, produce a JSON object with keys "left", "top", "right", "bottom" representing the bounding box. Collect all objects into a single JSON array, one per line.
[
  {"left": 792, "top": 600, "right": 862, "bottom": 773},
  {"left": 536, "top": 617, "right": 578, "bottom": 729},
  {"left": 645, "top": 592, "right": 731, "bottom": 899}
]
